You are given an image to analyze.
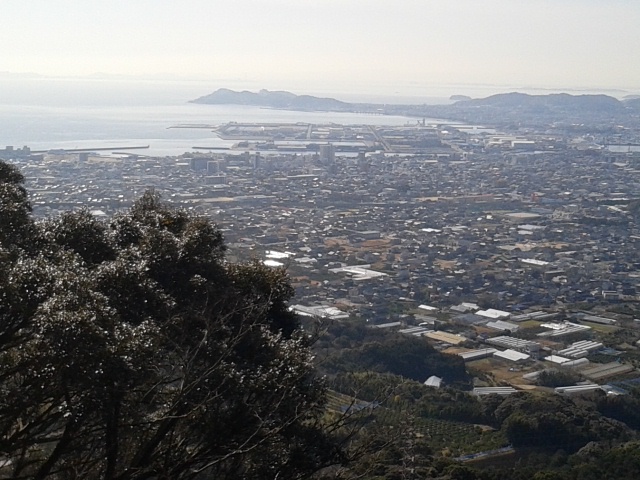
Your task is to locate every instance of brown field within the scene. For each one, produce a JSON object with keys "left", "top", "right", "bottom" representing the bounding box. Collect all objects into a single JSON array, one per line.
[
  {"left": 467, "top": 357, "right": 542, "bottom": 385},
  {"left": 323, "top": 237, "right": 349, "bottom": 248},
  {"left": 435, "top": 259, "right": 456, "bottom": 270},
  {"left": 361, "top": 239, "right": 391, "bottom": 249}
]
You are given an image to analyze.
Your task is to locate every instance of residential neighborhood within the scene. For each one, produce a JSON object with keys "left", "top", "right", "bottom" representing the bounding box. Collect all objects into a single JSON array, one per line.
[{"left": 4, "top": 111, "right": 640, "bottom": 397}]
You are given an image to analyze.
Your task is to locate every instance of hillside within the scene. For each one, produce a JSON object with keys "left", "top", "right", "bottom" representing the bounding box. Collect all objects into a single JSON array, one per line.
[
  {"left": 191, "top": 88, "right": 640, "bottom": 127},
  {"left": 452, "top": 92, "right": 624, "bottom": 113}
]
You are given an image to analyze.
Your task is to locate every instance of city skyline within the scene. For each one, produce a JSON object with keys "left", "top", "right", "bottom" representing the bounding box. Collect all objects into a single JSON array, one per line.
[{"left": 2, "top": 0, "right": 639, "bottom": 96}]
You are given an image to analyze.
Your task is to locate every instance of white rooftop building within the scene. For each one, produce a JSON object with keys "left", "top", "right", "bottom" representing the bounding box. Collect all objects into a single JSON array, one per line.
[
  {"left": 458, "top": 348, "right": 498, "bottom": 361},
  {"left": 494, "top": 349, "right": 530, "bottom": 362},
  {"left": 329, "top": 265, "right": 388, "bottom": 281},
  {"left": 424, "top": 376, "right": 443, "bottom": 388},
  {"left": 418, "top": 304, "right": 438, "bottom": 311},
  {"left": 476, "top": 308, "right": 511, "bottom": 319},
  {"left": 486, "top": 320, "right": 520, "bottom": 332},
  {"left": 473, "top": 387, "right": 518, "bottom": 396},
  {"left": 290, "top": 304, "right": 349, "bottom": 320},
  {"left": 538, "top": 322, "right": 591, "bottom": 337},
  {"left": 544, "top": 355, "right": 571, "bottom": 365}
]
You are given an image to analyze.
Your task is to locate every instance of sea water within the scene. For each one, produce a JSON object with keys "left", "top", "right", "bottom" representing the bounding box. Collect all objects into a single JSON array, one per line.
[{"left": 0, "top": 77, "right": 435, "bottom": 157}]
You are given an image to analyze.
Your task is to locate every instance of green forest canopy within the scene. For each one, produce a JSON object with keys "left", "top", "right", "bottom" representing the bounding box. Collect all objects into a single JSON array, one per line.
[{"left": 0, "top": 161, "right": 339, "bottom": 479}]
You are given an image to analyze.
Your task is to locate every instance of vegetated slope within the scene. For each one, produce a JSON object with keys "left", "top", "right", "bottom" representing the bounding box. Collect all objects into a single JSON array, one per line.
[
  {"left": 391, "top": 91, "right": 635, "bottom": 127},
  {"left": 453, "top": 92, "right": 624, "bottom": 113},
  {"left": 316, "top": 318, "right": 640, "bottom": 479},
  {"left": 323, "top": 331, "right": 469, "bottom": 385},
  {"left": 191, "top": 88, "right": 640, "bottom": 128}
]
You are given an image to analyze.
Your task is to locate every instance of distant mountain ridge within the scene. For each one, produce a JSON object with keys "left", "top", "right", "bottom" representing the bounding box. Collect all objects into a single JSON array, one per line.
[
  {"left": 452, "top": 92, "right": 624, "bottom": 112},
  {"left": 191, "top": 88, "right": 353, "bottom": 111},
  {"left": 190, "top": 88, "right": 640, "bottom": 127}
]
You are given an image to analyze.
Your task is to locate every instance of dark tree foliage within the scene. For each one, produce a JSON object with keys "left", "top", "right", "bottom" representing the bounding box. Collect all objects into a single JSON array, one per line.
[
  {"left": 495, "top": 393, "right": 631, "bottom": 452},
  {"left": 495, "top": 441, "right": 640, "bottom": 480},
  {"left": 568, "top": 441, "right": 640, "bottom": 480},
  {"left": 594, "top": 388, "right": 640, "bottom": 431},
  {"left": 0, "top": 163, "right": 34, "bottom": 253},
  {"left": 0, "top": 169, "right": 341, "bottom": 479},
  {"left": 325, "top": 333, "right": 469, "bottom": 384},
  {"left": 416, "top": 388, "right": 489, "bottom": 424},
  {"left": 536, "top": 369, "right": 582, "bottom": 388}
]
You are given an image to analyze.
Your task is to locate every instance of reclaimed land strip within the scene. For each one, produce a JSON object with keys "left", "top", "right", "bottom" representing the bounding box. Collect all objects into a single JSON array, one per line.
[{"left": 31, "top": 145, "right": 149, "bottom": 154}]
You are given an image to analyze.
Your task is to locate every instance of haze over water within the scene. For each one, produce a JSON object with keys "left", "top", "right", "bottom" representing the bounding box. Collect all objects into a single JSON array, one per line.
[
  {"left": 2, "top": 77, "right": 633, "bottom": 157},
  {"left": 0, "top": 78, "right": 420, "bottom": 157}
]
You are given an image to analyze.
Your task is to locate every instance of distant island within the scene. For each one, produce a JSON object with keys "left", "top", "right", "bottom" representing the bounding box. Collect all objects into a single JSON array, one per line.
[
  {"left": 191, "top": 88, "right": 354, "bottom": 112},
  {"left": 191, "top": 88, "right": 640, "bottom": 127},
  {"left": 450, "top": 94, "right": 472, "bottom": 102}
]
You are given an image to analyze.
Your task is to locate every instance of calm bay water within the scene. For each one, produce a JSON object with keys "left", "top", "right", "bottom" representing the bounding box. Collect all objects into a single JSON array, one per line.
[
  {"left": 3, "top": 77, "right": 629, "bottom": 157},
  {"left": 0, "top": 78, "right": 439, "bottom": 157}
]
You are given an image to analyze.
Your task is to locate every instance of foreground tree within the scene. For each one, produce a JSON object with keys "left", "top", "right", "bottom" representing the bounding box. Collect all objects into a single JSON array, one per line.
[{"left": 0, "top": 163, "right": 341, "bottom": 479}]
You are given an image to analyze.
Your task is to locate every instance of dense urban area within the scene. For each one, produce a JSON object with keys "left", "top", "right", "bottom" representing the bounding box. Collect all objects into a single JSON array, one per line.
[{"left": 4, "top": 91, "right": 640, "bottom": 478}]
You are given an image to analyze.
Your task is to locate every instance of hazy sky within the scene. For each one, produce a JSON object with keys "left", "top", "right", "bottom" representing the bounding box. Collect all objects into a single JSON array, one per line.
[{"left": 2, "top": 0, "right": 639, "bottom": 93}]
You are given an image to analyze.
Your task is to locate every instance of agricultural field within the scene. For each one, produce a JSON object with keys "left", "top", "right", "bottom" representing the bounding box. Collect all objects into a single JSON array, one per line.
[
  {"left": 326, "top": 390, "right": 508, "bottom": 457},
  {"left": 466, "top": 357, "right": 540, "bottom": 386},
  {"left": 414, "top": 417, "right": 507, "bottom": 456}
]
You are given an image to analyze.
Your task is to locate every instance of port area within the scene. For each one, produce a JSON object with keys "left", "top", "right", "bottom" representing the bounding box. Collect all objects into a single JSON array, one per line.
[{"left": 173, "top": 121, "right": 459, "bottom": 157}]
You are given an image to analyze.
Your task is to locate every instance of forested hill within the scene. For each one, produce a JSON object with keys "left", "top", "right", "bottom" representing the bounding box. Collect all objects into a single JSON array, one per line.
[
  {"left": 190, "top": 88, "right": 640, "bottom": 127},
  {"left": 422, "top": 92, "right": 633, "bottom": 125},
  {"left": 451, "top": 92, "right": 625, "bottom": 113}
]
